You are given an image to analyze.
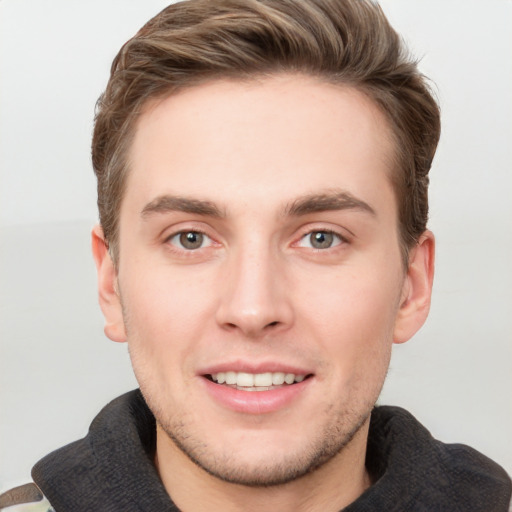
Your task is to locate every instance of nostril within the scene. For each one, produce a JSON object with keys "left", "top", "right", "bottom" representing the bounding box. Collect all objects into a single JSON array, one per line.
[{"left": 219, "top": 318, "right": 285, "bottom": 335}]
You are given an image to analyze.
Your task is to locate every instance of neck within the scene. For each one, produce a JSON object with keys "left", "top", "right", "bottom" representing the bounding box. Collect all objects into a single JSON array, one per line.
[{"left": 155, "top": 420, "right": 372, "bottom": 512}]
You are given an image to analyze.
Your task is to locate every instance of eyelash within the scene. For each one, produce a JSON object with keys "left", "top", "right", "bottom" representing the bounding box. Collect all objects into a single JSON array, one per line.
[
  {"left": 295, "top": 229, "right": 348, "bottom": 251},
  {"left": 163, "top": 226, "right": 350, "bottom": 254},
  {"left": 165, "top": 229, "right": 215, "bottom": 251}
]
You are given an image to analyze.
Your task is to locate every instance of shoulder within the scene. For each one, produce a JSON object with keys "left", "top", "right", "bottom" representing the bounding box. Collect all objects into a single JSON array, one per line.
[
  {"left": 366, "top": 405, "right": 512, "bottom": 511},
  {"left": 0, "top": 483, "right": 54, "bottom": 511}
]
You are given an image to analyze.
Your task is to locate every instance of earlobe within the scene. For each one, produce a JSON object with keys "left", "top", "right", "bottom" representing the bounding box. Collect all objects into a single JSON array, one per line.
[
  {"left": 393, "top": 230, "right": 435, "bottom": 344},
  {"left": 91, "top": 225, "right": 127, "bottom": 343}
]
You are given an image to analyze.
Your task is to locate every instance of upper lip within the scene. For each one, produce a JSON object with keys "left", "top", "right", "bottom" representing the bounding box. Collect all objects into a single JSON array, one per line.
[{"left": 198, "top": 360, "right": 313, "bottom": 376}]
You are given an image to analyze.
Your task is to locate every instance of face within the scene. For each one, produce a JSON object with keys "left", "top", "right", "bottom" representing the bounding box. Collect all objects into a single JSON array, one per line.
[{"left": 94, "top": 75, "right": 432, "bottom": 486}]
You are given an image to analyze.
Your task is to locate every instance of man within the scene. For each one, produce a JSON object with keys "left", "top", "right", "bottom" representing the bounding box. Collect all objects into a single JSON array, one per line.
[{"left": 1, "top": 0, "right": 510, "bottom": 510}]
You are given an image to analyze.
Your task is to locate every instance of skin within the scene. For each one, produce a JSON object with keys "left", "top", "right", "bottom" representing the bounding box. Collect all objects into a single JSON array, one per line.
[{"left": 92, "top": 75, "right": 434, "bottom": 512}]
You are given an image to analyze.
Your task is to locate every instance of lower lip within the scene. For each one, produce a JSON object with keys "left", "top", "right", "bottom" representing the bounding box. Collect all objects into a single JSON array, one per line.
[{"left": 201, "top": 377, "right": 311, "bottom": 414}]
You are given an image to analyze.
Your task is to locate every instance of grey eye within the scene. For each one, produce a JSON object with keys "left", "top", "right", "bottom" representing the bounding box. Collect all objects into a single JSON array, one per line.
[
  {"left": 179, "top": 231, "right": 204, "bottom": 249},
  {"left": 309, "top": 231, "right": 334, "bottom": 249},
  {"left": 297, "top": 230, "right": 342, "bottom": 250},
  {"left": 168, "top": 231, "right": 211, "bottom": 250}
]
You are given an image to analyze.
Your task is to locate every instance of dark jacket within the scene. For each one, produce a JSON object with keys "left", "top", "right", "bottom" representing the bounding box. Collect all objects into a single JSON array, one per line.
[{"left": 2, "top": 390, "right": 510, "bottom": 511}]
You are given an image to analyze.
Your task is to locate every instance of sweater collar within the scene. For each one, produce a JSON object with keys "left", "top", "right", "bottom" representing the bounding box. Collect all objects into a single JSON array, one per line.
[{"left": 33, "top": 390, "right": 511, "bottom": 511}]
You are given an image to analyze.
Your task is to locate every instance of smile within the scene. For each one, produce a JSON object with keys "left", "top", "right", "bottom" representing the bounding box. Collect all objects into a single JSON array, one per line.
[
  {"left": 209, "top": 371, "right": 307, "bottom": 391},
  {"left": 201, "top": 368, "right": 313, "bottom": 413}
]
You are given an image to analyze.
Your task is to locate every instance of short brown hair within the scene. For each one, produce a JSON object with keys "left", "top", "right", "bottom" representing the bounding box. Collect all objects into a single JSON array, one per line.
[{"left": 92, "top": 0, "right": 440, "bottom": 265}]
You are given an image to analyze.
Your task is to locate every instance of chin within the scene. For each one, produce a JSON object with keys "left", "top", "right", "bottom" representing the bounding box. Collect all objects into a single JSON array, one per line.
[{"left": 154, "top": 396, "right": 373, "bottom": 488}]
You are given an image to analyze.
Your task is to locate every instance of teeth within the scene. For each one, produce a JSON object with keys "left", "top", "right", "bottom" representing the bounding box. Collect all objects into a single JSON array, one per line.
[
  {"left": 210, "top": 371, "right": 307, "bottom": 387},
  {"left": 284, "top": 373, "right": 295, "bottom": 384},
  {"left": 237, "top": 372, "right": 255, "bottom": 387},
  {"left": 225, "top": 371, "right": 236, "bottom": 385},
  {"left": 272, "top": 373, "right": 285, "bottom": 385},
  {"left": 254, "top": 372, "right": 272, "bottom": 386}
]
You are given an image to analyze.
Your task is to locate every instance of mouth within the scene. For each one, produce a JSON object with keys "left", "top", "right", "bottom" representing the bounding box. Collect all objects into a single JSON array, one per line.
[{"left": 205, "top": 371, "right": 311, "bottom": 391}]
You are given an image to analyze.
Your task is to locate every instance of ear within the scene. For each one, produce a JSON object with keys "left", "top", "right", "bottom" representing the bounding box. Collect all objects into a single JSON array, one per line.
[
  {"left": 91, "top": 225, "right": 127, "bottom": 343},
  {"left": 393, "top": 230, "right": 435, "bottom": 344}
]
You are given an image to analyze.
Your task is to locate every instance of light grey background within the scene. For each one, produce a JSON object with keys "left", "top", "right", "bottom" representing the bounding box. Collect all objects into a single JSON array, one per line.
[{"left": 1, "top": 0, "right": 511, "bottom": 490}]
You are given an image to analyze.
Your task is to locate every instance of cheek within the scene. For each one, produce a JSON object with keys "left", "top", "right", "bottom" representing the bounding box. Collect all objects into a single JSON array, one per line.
[
  {"left": 121, "top": 262, "right": 214, "bottom": 329},
  {"left": 118, "top": 268, "right": 214, "bottom": 379},
  {"left": 300, "top": 266, "right": 401, "bottom": 329},
  {"left": 296, "top": 266, "right": 401, "bottom": 373}
]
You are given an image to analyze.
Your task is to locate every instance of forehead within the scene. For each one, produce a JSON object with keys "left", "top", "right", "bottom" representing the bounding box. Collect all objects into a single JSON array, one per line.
[{"left": 124, "top": 75, "right": 396, "bottom": 218}]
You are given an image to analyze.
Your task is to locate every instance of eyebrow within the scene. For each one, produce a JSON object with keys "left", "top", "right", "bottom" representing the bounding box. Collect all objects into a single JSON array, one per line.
[
  {"left": 284, "top": 190, "right": 376, "bottom": 217},
  {"left": 140, "top": 190, "right": 375, "bottom": 220},
  {"left": 141, "top": 195, "right": 225, "bottom": 219}
]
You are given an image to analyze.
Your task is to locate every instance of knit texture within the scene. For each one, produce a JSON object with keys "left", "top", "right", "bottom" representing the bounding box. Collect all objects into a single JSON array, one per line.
[{"left": 32, "top": 390, "right": 511, "bottom": 511}]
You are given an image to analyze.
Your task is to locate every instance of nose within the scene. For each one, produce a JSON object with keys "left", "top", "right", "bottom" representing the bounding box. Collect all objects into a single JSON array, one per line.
[{"left": 215, "top": 244, "right": 294, "bottom": 338}]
